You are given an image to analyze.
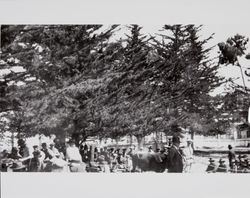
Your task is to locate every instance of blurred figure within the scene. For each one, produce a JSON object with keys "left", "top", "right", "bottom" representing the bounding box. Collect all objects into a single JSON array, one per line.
[
  {"left": 66, "top": 139, "right": 85, "bottom": 172},
  {"left": 148, "top": 146, "right": 154, "bottom": 154},
  {"left": 41, "top": 142, "right": 54, "bottom": 161},
  {"left": 80, "top": 144, "right": 89, "bottom": 163},
  {"left": 1, "top": 150, "right": 11, "bottom": 172},
  {"left": 125, "top": 154, "right": 133, "bottom": 172},
  {"left": 1, "top": 150, "right": 9, "bottom": 158},
  {"left": 10, "top": 161, "right": 27, "bottom": 172},
  {"left": 167, "top": 136, "right": 184, "bottom": 173},
  {"left": 155, "top": 148, "right": 160, "bottom": 153},
  {"left": 241, "top": 156, "right": 250, "bottom": 173},
  {"left": 182, "top": 139, "right": 194, "bottom": 173},
  {"left": 8, "top": 147, "right": 22, "bottom": 160},
  {"left": 17, "top": 139, "right": 31, "bottom": 160},
  {"left": 217, "top": 159, "right": 228, "bottom": 173},
  {"left": 96, "top": 154, "right": 110, "bottom": 173},
  {"left": 228, "top": 145, "right": 236, "bottom": 169},
  {"left": 49, "top": 142, "right": 60, "bottom": 158},
  {"left": 33, "top": 145, "right": 45, "bottom": 161},
  {"left": 54, "top": 138, "right": 66, "bottom": 157},
  {"left": 230, "top": 159, "right": 237, "bottom": 173},
  {"left": 27, "top": 150, "right": 44, "bottom": 172},
  {"left": 206, "top": 158, "right": 217, "bottom": 173}
]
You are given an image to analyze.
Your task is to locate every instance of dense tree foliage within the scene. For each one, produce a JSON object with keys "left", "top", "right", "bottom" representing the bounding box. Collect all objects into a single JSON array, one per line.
[{"left": 0, "top": 24, "right": 235, "bottom": 146}]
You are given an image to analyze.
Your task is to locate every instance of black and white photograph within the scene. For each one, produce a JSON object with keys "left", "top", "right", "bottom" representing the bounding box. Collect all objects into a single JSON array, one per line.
[
  {"left": 1, "top": 1, "right": 250, "bottom": 198},
  {"left": 1, "top": 24, "right": 250, "bottom": 174}
]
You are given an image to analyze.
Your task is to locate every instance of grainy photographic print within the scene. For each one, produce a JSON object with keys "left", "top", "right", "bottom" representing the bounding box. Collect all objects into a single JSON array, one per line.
[{"left": 1, "top": 24, "right": 250, "bottom": 174}]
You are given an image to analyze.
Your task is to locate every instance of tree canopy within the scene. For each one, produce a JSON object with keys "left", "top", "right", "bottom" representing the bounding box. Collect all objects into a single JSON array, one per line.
[{"left": 0, "top": 24, "right": 237, "bottom": 145}]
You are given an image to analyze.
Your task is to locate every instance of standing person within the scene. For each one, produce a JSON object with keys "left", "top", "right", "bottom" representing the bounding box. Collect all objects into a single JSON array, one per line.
[
  {"left": 27, "top": 150, "right": 44, "bottom": 172},
  {"left": 33, "top": 145, "right": 45, "bottom": 161},
  {"left": 17, "top": 139, "right": 31, "bottom": 160},
  {"left": 167, "top": 136, "right": 184, "bottom": 173},
  {"left": 41, "top": 142, "right": 54, "bottom": 161},
  {"left": 182, "top": 139, "right": 194, "bottom": 173},
  {"left": 66, "top": 139, "right": 85, "bottom": 172},
  {"left": 228, "top": 145, "right": 236, "bottom": 170},
  {"left": 41, "top": 142, "right": 55, "bottom": 172}
]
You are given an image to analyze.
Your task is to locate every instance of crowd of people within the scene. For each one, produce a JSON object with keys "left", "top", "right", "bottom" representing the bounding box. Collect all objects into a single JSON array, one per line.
[
  {"left": 206, "top": 145, "right": 250, "bottom": 173},
  {"left": 0, "top": 137, "right": 139, "bottom": 172},
  {"left": 0, "top": 135, "right": 194, "bottom": 173},
  {"left": 1, "top": 135, "right": 249, "bottom": 173}
]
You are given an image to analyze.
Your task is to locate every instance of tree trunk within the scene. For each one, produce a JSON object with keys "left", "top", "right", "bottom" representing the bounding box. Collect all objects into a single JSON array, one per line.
[
  {"left": 90, "top": 145, "right": 95, "bottom": 162},
  {"left": 129, "top": 135, "right": 133, "bottom": 146},
  {"left": 115, "top": 137, "right": 119, "bottom": 146},
  {"left": 191, "top": 132, "right": 195, "bottom": 150},
  {"left": 11, "top": 131, "right": 15, "bottom": 148},
  {"left": 190, "top": 131, "right": 194, "bottom": 140},
  {"left": 136, "top": 135, "right": 144, "bottom": 149}
]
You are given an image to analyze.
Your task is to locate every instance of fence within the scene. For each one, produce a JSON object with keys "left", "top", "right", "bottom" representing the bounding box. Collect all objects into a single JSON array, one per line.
[{"left": 194, "top": 135, "right": 250, "bottom": 148}]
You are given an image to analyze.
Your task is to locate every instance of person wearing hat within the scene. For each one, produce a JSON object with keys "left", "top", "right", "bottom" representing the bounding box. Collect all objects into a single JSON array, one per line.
[
  {"left": 228, "top": 145, "right": 236, "bottom": 170},
  {"left": 216, "top": 158, "right": 228, "bottom": 173},
  {"left": 40, "top": 142, "right": 56, "bottom": 172},
  {"left": 206, "top": 158, "right": 217, "bottom": 173},
  {"left": 182, "top": 139, "right": 194, "bottom": 173},
  {"left": 167, "top": 135, "right": 184, "bottom": 173},
  {"left": 41, "top": 142, "right": 54, "bottom": 161},
  {"left": 33, "top": 145, "right": 45, "bottom": 161},
  {"left": 17, "top": 139, "right": 31, "bottom": 159},
  {"left": 27, "top": 150, "right": 44, "bottom": 172}
]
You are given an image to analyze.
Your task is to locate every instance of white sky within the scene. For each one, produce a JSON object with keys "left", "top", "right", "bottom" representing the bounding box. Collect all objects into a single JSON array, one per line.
[{"left": 1, "top": 24, "right": 250, "bottom": 95}]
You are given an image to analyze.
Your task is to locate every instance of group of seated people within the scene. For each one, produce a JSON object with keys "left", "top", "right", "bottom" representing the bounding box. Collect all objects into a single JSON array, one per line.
[
  {"left": 206, "top": 154, "right": 250, "bottom": 173},
  {"left": 0, "top": 138, "right": 138, "bottom": 172},
  {"left": 1, "top": 139, "right": 68, "bottom": 172},
  {"left": 85, "top": 147, "right": 135, "bottom": 173}
]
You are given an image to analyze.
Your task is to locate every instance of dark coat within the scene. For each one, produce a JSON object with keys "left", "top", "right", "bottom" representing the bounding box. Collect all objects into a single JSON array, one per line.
[
  {"left": 167, "top": 146, "right": 183, "bottom": 173},
  {"left": 228, "top": 149, "right": 236, "bottom": 168}
]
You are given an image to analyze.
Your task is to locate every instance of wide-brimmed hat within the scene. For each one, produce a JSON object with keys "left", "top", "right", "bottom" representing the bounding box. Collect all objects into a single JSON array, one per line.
[
  {"left": 219, "top": 158, "right": 225, "bottom": 163},
  {"left": 10, "top": 161, "right": 26, "bottom": 170},
  {"left": 209, "top": 158, "right": 215, "bottom": 162}
]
